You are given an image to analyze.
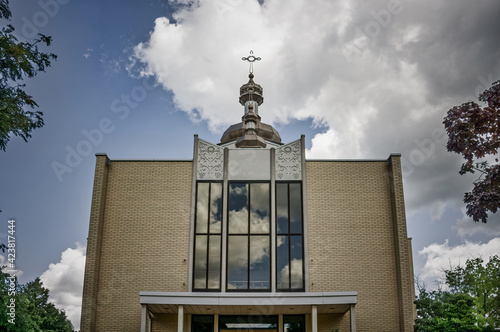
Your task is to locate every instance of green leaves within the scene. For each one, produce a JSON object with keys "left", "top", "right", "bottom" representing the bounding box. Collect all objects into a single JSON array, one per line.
[
  {"left": 444, "top": 255, "right": 500, "bottom": 328},
  {"left": 0, "top": 0, "right": 56, "bottom": 151},
  {"left": 415, "top": 255, "right": 500, "bottom": 331},
  {"left": 0, "top": 275, "right": 74, "bottom": 331}
]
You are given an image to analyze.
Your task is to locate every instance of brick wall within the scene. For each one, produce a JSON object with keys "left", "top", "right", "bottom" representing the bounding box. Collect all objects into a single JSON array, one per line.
[
  {"left": 82, "top": 156, "right": 414, "bottom": 332},
  {"left": 306, "top": 159, "right": 413, "bottom": 332},
  {"left": 81, "top": 159, "right": 192, "bottom": 332}
]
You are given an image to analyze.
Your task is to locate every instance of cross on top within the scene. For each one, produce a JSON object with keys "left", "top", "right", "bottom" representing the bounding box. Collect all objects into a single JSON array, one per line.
[{"left": 242, "top": 50, "right": 261, "bottom": 73}]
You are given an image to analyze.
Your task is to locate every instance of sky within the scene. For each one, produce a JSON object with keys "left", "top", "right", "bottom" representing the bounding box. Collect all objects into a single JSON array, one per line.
[{"left": 1, "top": 0, "right": 500, "bottom": 329}]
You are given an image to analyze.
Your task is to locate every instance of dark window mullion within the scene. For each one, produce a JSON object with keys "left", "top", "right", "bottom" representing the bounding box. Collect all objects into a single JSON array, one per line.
[
  {"left": 287, "top": 183, "right": 292, "bottom": 289},
  {"left": 207, "top": 183, "right": 211, "bottom": 233},
  {"left": 247, "top": 184, "right": 251, "bottom": 290},
  {"left": 206, "top": 235, "right": 210, "bottom": 289},
  {"left": 205, "top": 184, "right": 211, "bottom": 286}
]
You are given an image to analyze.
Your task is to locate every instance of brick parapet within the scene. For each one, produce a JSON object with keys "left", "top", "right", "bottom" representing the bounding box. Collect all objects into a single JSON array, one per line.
[
  {"left": 81, "top": 154, "right": 110, "bottom": 332},
  {"left": 387, "top": 155, "right": 415, "bottom": 332}
]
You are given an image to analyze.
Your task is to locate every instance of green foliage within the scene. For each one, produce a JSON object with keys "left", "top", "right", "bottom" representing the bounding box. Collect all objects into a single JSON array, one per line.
[
  {"left": 0, "top": 273, "right": 74, "bottom": 331},
  {"left": 415, "top": 288, "right": 494, "bottom": 332},
  {"left": 445, "top": 255, "right": 500, "bottom": 327},
  {"left": 415, "top": 255, "right": 500, "bottom": 331},
  {"left": 0, "top": 0, "right": 56, "bottom": 151}
]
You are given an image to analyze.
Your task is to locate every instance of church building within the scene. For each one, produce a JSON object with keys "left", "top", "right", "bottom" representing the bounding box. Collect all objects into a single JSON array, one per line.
[{"left": 81, "top": 53, "right": 415, "bottom": 332}]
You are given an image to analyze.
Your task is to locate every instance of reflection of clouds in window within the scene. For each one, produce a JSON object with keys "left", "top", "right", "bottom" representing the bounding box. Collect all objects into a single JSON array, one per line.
[
  {"left": 227, "top": 182, "right": 271, "bottom": 290},
  {"left": 276, "top": 184, "right": 288, "bottom": 217},
  {"left": 277, "top": 235, "right": 289, "bottom": 289},
  {"left": 207, "top": 235, "right": 221, "bottom": 288},
  {"left": 250, "top": 210, "right": 269, "bottom": 233},
  {"left": 250, "top": 183, "right": 270, "bottom": 233},
  {"left": 194, "top": 235, "right": 207, "bottom": 288},
  {"left": 289, "top": 183, "right": 302, "bottom": 233},
  {"left": 278, "top": 258, "right": 303, "bottom": 289},
  {"left": 277, "top": 235, "right": 284, "bottom": 247},
  {"left": 227, "top": 236, "right": 248, "bottom": 289},
  {"left": 276, "top": 183, "right": 288, "bottom": 233},
  {"left": 249, "top": 236, "right": 269, "bottom": 266},
  {"left": 194, "top": 183, "right": 222, "bottom": 290},
  {"left": 196, "top": 183, "right": 209, "bottom": 233},
  {"left": 229, "top": 209, "right": 270, "bottom": 234},
  {"left": 227, "top": 236, "right": 247, "bottom": 269},
  {"left": 229, "top": 183, "right": 248, "bottom": 234},
  {"left": 230, "top": 183, "right": 247, "bottom": 196},
  {"left": 227, "top": 236, "right": 270, "bottom": 289},
  {"left": 228, "top": 207, "right": 248, "bottom": 233},
  {"left": 227, "top": 236, "right": 270, "bottom": 269},
  {"left": 250, "top": 236, "right": 270, "bottom": 289},
  {"left": 209, "top": 183, "right": 222, "bottom": 233}
]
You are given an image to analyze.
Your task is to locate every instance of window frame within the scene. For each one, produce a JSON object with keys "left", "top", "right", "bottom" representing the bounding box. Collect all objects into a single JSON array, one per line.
[
  {"left": 275, "top": 181, "right": 305, "bottom": 292},
  {"left": 193, "top": 181, "right": 223, "bottom": 292},
  {"left": 226, "top": 181, "right": 272, "bottom": 292}
]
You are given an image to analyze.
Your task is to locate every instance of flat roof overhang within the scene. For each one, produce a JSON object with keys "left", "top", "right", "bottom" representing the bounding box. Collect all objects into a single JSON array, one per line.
[{"left": 140, "top": 291, "right": 357, "bottom": 315}]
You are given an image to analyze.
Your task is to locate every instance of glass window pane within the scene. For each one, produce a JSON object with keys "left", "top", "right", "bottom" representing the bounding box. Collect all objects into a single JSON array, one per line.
[
  {"left": 283, "top": 315, "right": 305, "bottom": 332},
  {"left": 192, "top": 315, "right": 214, "bottom": 332},
  {"left": 227, "top": 236, "right": 248, "bottom": 289},
  {"left": 276, "top": 183, "right": 288, "bottom": 234},
  {"left": 209, "top": 183, "right": 222, "bottom": 233},
  {"left": 277, "top": 235, "right": 289, "bottom": 289},
  {"left": 208, "top": 235, "right": 221, "bottom": 289},
  {"left": 196, "top": 183, "right": 209, "bottom": 233},
  {"left": 290, "top": 235, "right": 303, "bottom": 289},
  {"left": 249, "top": 236, "right": 270, "bottom": 289},
  {"left": 289, "top": 183, "right": 302, "bottom": 234},
  {"left": 250, "top": 183, "right": 270, "bottom": 234},
  {"left": 228, "top": 183, "right": 248, "bottom": 234},
  {"left": 194, "top": 235, "right": 207, "bottom": 289}
]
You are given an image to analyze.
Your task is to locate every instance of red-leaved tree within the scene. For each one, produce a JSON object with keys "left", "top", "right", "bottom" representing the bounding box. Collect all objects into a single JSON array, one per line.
[{"left": 443, "top": 80, "right": 500, "bottom": 223}]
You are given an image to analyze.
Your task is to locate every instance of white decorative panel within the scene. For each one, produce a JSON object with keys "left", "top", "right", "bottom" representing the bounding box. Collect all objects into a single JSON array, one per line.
[
  {"left": 275, "top": 140, "right": 302, "bottom": 180},
  {"left": 197, "top": 140, "right": 224, "bottom": 180}
]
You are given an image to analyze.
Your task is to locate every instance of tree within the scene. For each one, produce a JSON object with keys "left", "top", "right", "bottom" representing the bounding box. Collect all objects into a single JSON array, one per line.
[
  {"left": 415, "top": 255, "right": 500, "bottom": 331},
  {"left": 0, "top": 244, "right": 74, "bottom": 331},
  {"left": 443, "top": 80, "right": 500, "bottom": 223},
  {"left": 0, "top": 0, "right": 56, "bottom": 151},
  {"left": 445, "top": 255, "right": 500, "bottom": 328},
  {"left": 414, "top": 287, "right": 494, "bottom": 332}
]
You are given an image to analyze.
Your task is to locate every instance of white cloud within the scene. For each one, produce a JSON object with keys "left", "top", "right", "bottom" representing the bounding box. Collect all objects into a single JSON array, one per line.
[
  {"left": 455, "top": 208, "right": 500, "bottom": 237},
  {"left": 40, "top": 245, "right": 86, "bottom": 331},
  {"left": 131, "top": 0, "right": 500, "bottom": 225},
  {"left": 82, "top": 48, "right": 93, "bottom": 59},
  {"left": 130, "top": 0, "right": 500, "bottom": 253},
  {"left": 0, "top": 254, "right": 23, "bottom": 277},
  {"left": 418, "top": 238, "right": 500, "bottom": 288}
]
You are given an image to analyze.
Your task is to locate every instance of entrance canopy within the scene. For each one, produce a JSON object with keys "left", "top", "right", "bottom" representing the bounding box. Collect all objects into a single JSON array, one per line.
[{"left": 140, "top": 291, "right": 357, "bottom": 315}]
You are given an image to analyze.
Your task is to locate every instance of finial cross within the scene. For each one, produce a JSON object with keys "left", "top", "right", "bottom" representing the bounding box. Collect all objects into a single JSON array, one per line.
[{"left": 242, "top": 50, "right": 261, "bottom": 73}]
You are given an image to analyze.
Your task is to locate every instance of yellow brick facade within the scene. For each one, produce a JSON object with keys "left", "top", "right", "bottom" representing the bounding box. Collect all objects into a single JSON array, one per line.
[
  {"left": 306, "top": 158, "right": 414, "bottom": 331},
  {"left": 81, "top": 157, "right": 192, "bottom": 332},
  {"left": 81, "top": 154, "right": 414, "bottom": 332}
]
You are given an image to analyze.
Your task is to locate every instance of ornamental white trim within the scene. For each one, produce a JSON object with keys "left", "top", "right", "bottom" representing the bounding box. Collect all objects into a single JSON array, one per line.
[
  {"left": 197, "top": 140, "right": 224, "bottom": 180},
  {"left": 275, "top": 140, "right": 302, "bottom": 180}
]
